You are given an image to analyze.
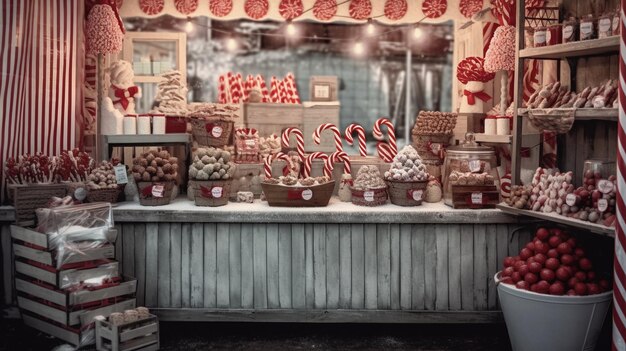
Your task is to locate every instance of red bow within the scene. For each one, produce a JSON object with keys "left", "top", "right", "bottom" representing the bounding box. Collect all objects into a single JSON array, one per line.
[
  {"left": 113, "top": 85, "right": 139, "bottom": 110},
  {"left": 463, "top": 90, "right": 492, "bottom": 105}
]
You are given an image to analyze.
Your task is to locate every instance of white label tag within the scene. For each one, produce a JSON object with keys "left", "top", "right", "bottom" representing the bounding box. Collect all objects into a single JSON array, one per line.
[
  {"left": 212, "top": 126, "right": 223, "bottom": 138},
  {"left": 364, "top": 191, "right": 375, "bottom": 202},
  {"left": 114, "top": 165, "right": 128, "bottom": 184},
  {"left": 469, "top": 160, "right": 481, "bottom": 173},
  {"left": 74, "top": 187, "right": 87, "bottom": 201},
  {"left": 245, "top": 139, "right": 256, "bottom": 147},
  {"left": 580, "top": 22, "right": 593, "bottom": 35},
  {"left": 302, "top": 189, "right": 313, "bottom": 201},
  {"left": 597, "top": 180, "right": 614, "bottom": 194},
  {"left": 566, "top": 193, "right": 577, "bottom": 206},
  {"left": 471, "top": 192, "right": 483, "bottom": 205},
  {"left": 599, "top": 18, "right": 611, "bottom": 33},
  {"left": 534, "top": 31, "right": 546, "bottom": 44},
  {"left": 212, "top": 187, "right": 223, "bottom": 199},
  {"left": 598, "top": 198, "right": 608, "bottom": 213},
  {"left": 412, "top": 190, "right": 423, "bottom": 201},
  {"left": 152, "top": 185, "right": 164, "bottom": 198},
  {"left": 563, "top": 25, "right": 573, "bottom": 39}
]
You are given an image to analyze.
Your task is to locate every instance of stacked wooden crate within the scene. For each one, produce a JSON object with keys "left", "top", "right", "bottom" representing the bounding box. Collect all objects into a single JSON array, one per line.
[
  {"left": 11, "top": 204, "right": 136, "bottom": 347},
  {"left": 95, "top": 313, "right": 160, "bottom": 351}
]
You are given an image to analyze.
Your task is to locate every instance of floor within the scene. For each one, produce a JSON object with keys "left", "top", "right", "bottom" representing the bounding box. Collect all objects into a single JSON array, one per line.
[{"left": 0, "top": 318, "right": 613, "bottom": 350}]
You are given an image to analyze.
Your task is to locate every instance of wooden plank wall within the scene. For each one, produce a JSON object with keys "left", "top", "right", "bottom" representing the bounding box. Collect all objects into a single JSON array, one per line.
[{"left": 106, "top": 222, "right": 530, "bottom": 312}]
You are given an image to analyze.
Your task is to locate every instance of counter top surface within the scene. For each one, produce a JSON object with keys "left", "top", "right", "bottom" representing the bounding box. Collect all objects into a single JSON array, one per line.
[{"left": 1, "top": 198, "right": 518, "bottom": 224}]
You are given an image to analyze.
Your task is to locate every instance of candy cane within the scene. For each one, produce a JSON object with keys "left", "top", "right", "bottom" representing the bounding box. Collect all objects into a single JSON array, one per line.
[
  {"left": 281, "top": 127, "right": 305, "bottom": 162},
  {"left": 329, "top": 151, "right": 352, "bottom": 175},
  {"left": 286, "top": 73, "right": 301, "bottom": 104},
  {"left": 218, "top": 75, "right": 227, "bottom": 103},
  {"left": 257, "top": 74, "right": 270, "bottom": 102},
  {"left": 269, "top": 76, "right": 279, "bottom": 103},
  {"left": 376, "top": 142, "right": 394, "bottom": 163},
  {"left": 373, "top": 118, "right": 398, "bottom": 156},
  {"left": 264, "top": 152, "right": 292, "bottom": 179},
  {"left": 344, "top": 124, "right": 367, "bottom": 157},
  {"left": 313, "top": 123, "right": 343, "bottom": 152},
  {"left": 278, "top": 79, "right": 288, "bottom": 103},
  {"left": 303, "top": 152, "right": 329, "bottom": 178}
]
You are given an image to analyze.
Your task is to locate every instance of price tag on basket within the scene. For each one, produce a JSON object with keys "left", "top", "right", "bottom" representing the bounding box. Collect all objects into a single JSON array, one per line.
[
  {"left": 364, "top": 191, "right": 375, "bottom": 202},
  {"left": 469, "top": 160, "right": 481, "bottom": 173},
  {"left": 114, "top": 165, "right": 128, "bottom": 184},
  {"left": 566, "top": 193, "right": 577, "bottom": 206},
  {"left": 302, "top": 189, "right": 313, "bottom": 201},
  {"left": 470, "top": 192, "right": 483, "bottom": 205},
  {"left": 598, "top": 198, "right": 608, "bottom": 213},
  {"left": 152, "top": 185, "right": 164, "bottom": 198},
  {"left": 407, "top": 189, "right": 423, "bottom": 201},
  {"left": 201, "top": 186, "right": 223, "bottom": 198},
  {"left": 597, "top": 180, "right": 614, "bottom": 194},
  {"left": 245, "top": 139, "right": 256, "bottom": 147},
  {"left": 212, "top": 126, "right": 223, "bottom": 138},
  {"left": 74, "top": 187, "right": 87, "bottom": 201}
]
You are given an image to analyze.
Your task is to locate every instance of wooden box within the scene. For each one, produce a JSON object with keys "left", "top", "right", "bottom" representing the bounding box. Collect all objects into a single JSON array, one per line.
[
  {"left": 450, "top": 185, "right": 500, "bottom": 209},
  {"left": 309, "top": 76, "right": 339, "bottom": 101},
  {"left": 96, "top": 314, "right": 160, "bottom": 351},
  {"left": 10, "top": 225, "right": 118, "bottom": 250},
  {"left": 22, "top": 311, "right": 95, "bottom": 346},
  {"left": 261, "top": 181, "right": 335, "bottom": 207},
  {"left": 15, "top": 258, "right": 119, "bottom": 289},
  {"left": 302, "top": 102, "right": 341, "bottom": 153},
  {"left": 243, "top": 102, "right": 303, "bottom": 138},
  {"left": 13, "top": 242, "right": 115, "bottom": 267}
]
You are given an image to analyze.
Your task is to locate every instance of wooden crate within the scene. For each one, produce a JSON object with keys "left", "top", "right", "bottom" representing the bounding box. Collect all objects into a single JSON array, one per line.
[
  {"left": 230, "top": 162, "right": 263, "bottom": 199},
  {"left": 451, "top": 185, "right": 500, "bottom": 209},
  {"left": 22, "top": 311, "right": 95, "bottom": 346},
  {"left": 243, "top": 102, "right": 303, "bottom": 138},
  {"left": 96, "top": 314, "right": 159, "bottom": 351},
  {"left": 15, "top": 259, "right": 119, "bottom": 289},
  {"left": 302, "top": 102, "right": 340, "bottom": 153},
  {"left": 13, "top": 242, "right": 115, "bottom": 267},
  {"left": 10, "top": 225, "right": 117, "bottom": 250},
  {"left": 15, "top": 276, "right": 137, "bottom": 307},
  {"left": 18, "top": 294, "right": 136, "bottom": 327}
]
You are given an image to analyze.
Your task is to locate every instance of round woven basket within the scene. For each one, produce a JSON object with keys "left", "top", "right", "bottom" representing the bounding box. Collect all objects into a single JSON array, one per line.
[
  {"left": 137, "top": 181, "right": 174, "bottom": 206},
  {"left": 86, "top": 187, "right": 122, "bottom": 204},
  {"left": 193, "top": 180, "right": 232, "bottom": 207},
  {"left": 190, "top": 118, "right": 234, "bottom": 147},
  {"left": 351, "top": 187, "right": 388, "bottom": 207},
  {"left": 385, "top": 179, "right": 428, "bottom": 206}
]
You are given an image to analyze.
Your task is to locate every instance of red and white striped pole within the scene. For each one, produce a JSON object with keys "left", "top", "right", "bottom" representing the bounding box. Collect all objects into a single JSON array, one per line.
[{"left": 614, "top": 1, "right": 626, "bottom": 348}]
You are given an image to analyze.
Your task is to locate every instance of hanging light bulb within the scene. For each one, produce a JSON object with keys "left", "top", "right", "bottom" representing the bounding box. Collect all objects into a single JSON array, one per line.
[
  {"left": 226, "top": 37, "right": 237, "bottom": 52},
  {"left": 286, "top": 21, "right": 297, "bottom": 37},
  {"left": 365, "top": 19, "right": 376, "bottom": 36},
  {"left": 413, "top": 26, "right": 423, "bottom": 39},
  {"left": 185, "top": 19, "right": 194, "bottom": 33},
  {"left": 353, "top": 41, "right": 364, "bottom": 56}
]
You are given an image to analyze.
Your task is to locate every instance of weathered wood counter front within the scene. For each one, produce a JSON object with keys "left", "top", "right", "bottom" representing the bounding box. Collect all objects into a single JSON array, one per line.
[{"left": 1, "top": 200, "right": 528, "bottom": 323}]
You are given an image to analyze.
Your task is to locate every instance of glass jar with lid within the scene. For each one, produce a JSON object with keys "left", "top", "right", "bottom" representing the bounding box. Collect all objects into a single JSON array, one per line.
[{"left": 442, "top": 133, "right": 499, "bottom": 206}]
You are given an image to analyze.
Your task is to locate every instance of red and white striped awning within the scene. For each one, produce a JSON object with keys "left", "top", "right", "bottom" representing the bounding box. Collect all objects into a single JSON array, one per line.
[{"left": 118, "top": 0, "right": 489, "bottom": 24}]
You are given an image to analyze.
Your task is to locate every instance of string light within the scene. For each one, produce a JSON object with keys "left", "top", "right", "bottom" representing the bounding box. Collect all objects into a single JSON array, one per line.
[
  {"left": 353, "top": 41, "right": 364, "bottom": 56},
  {"left": 413, "top": 26, "right": 423, "bottom": 39},
  {"left": 365, "top": 19, "right": 376, "bottom": 36},
  {"left": 226, "top": 37, "right": 238, "bottom": 51},
  {"left": 185, "top": 18, "right": 194, "bottom": 33},
  {"left": 286, "top": 21, "right": 297, "bottom": 37}
]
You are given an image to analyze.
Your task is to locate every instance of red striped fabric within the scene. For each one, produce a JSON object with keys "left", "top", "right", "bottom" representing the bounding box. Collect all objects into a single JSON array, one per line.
[
  {"left": 0, "top": 0, "right": 83, "bottom": 202},
  {"left": 615, "top": 1, "right": 626, "bottom": 348}
]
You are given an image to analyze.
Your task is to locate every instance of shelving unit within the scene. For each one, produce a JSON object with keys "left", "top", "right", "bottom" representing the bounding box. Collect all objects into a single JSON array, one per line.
[
  {"left": 508, "top": 1, "right": 619, "bottom": 235},
  {"left": 473, "top": 134, "right": 512, "bottom": 144},
  {"left": 102, "top": 134, "right": 191, "bottom": 161}
]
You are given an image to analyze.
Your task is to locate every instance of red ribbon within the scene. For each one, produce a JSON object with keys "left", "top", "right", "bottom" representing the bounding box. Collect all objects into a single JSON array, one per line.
[
  {"left": 287, "top": 189, "right": 304, "bottom": 200},
  {"left": 200, "top": 185, "right": 222, "bottom": 198},
  {"left": 112, "top": 85, "right": 139, "bottom": 110},
  {"left": 463, "top": 90, "right": 492, "bottom": 105},
  {"left": 141, "top": 184, "right": 154, "bottom": 197}
]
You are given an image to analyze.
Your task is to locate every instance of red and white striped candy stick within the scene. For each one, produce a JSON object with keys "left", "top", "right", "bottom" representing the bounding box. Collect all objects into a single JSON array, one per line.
[
  {"left": 244, "top": 74, "right": 255, "bottom": 101},
  {"left": 344, "top": 124, "right": 367, "bottom": 157},
  {"left": 218, "top": 75, "right": 227, "bottom": 104},
  {"left": 286, "top": 73, "right": 301, "bottom": 104},
  {"left": 376, "top": 142, "right": 394, "bottom": 163},
  {"left": 313, "top": 123, "right": 343, "bottom": 153},
  {"left": 269, "top": 76, "right": 279, "bottom": 103},
  {"left": 257, "top": 74, "right": 270, "bottom": 102},
  {"left": 264, "top": 152, "right": 292, "bottom": 178},
  {"left": 283, "top": 76, "right": 294, "bottom": 104},
  {"left": 303, "top": 152, "right": 329, "bottom": 178},
  {"left": 228, "top": 72, "right": 240, "bottom": 103},
  {"left": 373, "top": 118, "right": 397, "bottom": 156},
  {"left": 278, "top": 79, "right": 288, "bottom": 103},
  {"left": 235, "top": 73, "right": 244, "bottom": 103},
  {"left": 329, "top": 151, "right": 352, "bottom": 175},
  {"left": 281, "top": 127, "right": 305, "bottom": 162}
]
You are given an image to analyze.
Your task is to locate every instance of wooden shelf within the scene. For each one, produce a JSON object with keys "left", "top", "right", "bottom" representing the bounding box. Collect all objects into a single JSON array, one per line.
[
  {"left": 517, "top": 108, "right": 618, "bottom": 122},
  {"left": 473, "top": 134, "right": 511, "bottom": 144},
  {"left": 519, "top": 36, "right": 619, "bottom": 60},
  {"left": 103, "top": 133, "right": 191, "bottom": 160},
  {"left": 496, "top": 203, "right": 615, "bottom": 237}
]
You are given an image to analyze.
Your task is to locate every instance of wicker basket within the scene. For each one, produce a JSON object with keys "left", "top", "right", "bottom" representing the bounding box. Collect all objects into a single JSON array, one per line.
[
  {"left": 192, "top": 180, "right": 232, "bottom": 207},
  {"left": 351, "top": 186, "right": 388, "bottom": 207},
  {"left": 261, "top": 181, "right": 335, "bottom": 207},
  {"left": 137, "top": 181, "right": 174, "bottom": 206},
  {"left": 190, "top": 118, "right": 234, "bottom": 146},
  {"left": 527, "top": 108, "right": 575, "bottom": 134},
  {"left": 12, "top": 183, "right": 68, "bottom": 226},
  {"left": 385, "top": 179, "right": 428, "bottom": 206},
  {"left": 86, "top": 186, "right": 125, "bottom": 204}
]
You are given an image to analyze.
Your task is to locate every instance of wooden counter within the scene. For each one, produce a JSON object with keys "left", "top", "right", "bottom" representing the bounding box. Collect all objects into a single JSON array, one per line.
[{"left": 1, "top": 199, "right": 526, "bottom": 323}]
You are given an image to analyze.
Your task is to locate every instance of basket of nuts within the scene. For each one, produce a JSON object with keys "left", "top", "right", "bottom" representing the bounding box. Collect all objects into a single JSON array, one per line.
[
  {"left": 131, "top": 150, "right": 178, "bottom": 206},
  {"left": 411, "top": 111, "right": 457, "bottom": 163}
]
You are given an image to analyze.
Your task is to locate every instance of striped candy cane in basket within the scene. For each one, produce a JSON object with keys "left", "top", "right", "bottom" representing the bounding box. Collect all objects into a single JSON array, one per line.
[
  {"left": 281, "top": 127, "right": 305, "bottom": 162},
  {"left": 345, "top": 123, "right": 368, "bottom": 157},
  {"left": 303, "top": 152, "right": 330, "bottom": 178},
  {"left": 313, "top": 123, "right": 343, "bottom": 153},
  {"left": 264, "top": 152, "right": 292, "bottom": 179}
]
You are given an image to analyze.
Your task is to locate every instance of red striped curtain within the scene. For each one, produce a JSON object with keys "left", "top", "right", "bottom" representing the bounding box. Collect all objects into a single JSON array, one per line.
[{"left": 0, "top": 0, "right": 84, "bottom": 201}]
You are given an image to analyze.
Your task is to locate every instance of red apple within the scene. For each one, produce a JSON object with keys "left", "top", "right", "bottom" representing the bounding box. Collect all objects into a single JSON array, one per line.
[
  {"left": 574, "top": 248, "right": 585, "bottom": 258},
  {"left": 556, "top": 267, "right": 572, "bottom": 281},
  {"left": 540, "top": 269, "right": 556, "bottom": 282},
  {"left": 503, "top": 256, "right": 516, "bottom": 267},
  {"left": 574, "top": 282, "right": 588, "bottom": 295},
  {"left": 536, "top": 280, "right": 550, "bottom": 294},
  {"left": 518, "top": 264, "right": 530, "bottom": 276},
  {"left": 533, "top": 254, "right": 547, "bottom": 265},
  {"left": 568, "top": 277, "right": 580, "bottom": 288},
  {"left": 587, "top": 283, "right": 601, "bottom": 295},
  {"left": 520, "top": 248, "right": 533, "bottom": 260},
  {"left": 516, "top": 281, "right": 530, "bottom": 290},
  {"left": 525, "top": 273, "right": 539, "bottom": 285},
  {"left": 557, "top": 242, "right": 573, "bottom": 255},
  {"left": 536, "top": 228, "right": 550, "bottom": 241},
  {"left": 511, "top": 272, "right": 522, "bottom": 283},
  {"left": 534, "top": 241, "right": 549, "bottom": 254},
  {"left": 579, "top": 258, "right": 593, "bottom": 271},
  {"left": 549, "top": 236, "right": 562, "bottom": 248},
  {"left": 528, "top": 262, "right": 542, "bottom": 274},
  {"left": 547, "top": 249, "right": 559, "bottom": 258},
  {"left": 575, "top": 271, "right": 587, "bottom": 282},
  {"left": 560, "top": 254, "right": 575, "bottom": 266},
  {"left": 545, "top": 258, "right": 560, "bottom": 270},
  {"left": 549, "top": 281, "right": 565, "bottom": 295}
]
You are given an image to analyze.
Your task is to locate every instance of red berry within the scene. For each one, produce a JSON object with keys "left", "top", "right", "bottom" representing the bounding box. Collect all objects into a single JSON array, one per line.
[
  {"left": 536, "top": 280, "right": 550, "bottom": 294},
  {"left": 520, "top": 248, "right": 533, "bottom": 260},
  {"left": 518, "top": 264, "right": 530, "bottom": 276},
  {"left": 511, "top": 272, "right": 522, "bottom": 283},
  {"left": 528, "top": 262, "right": 542, "bottom": 273},
  {"left": 560, "top": 254, "right": 575, "bottom": 266},
  {"left": 536, "top": 228, "right": 550, "bottom": 241},
  {"left": 549, "top": 236, "right": 562, "bottom": 248},
  {"left": 534, "top": 241, "right": 549, "bottom": 254},
  {"left": 550, "top": 228, "right": 563, "bottom": 237},
  {"left": 549, "top": 282, "right": 565, "bottom": 295},
  {"left": 530, "top": 283, "right": 539, "bottom": 292},
  {"left": 579, "top": 258, "right": 593, "bottom": 271},
  {"left": 524, "top": 273, "right": 539, "bottom": 285},
  {"left": 568, "top": 277, "right": 579, "bottom": 288},
  {"left": 545, "top": 258, "right": 560, "bottom": 270},
  {"left": 533, "top": 254, "right": 547, "bottom": 265},
  {"left": 514, "top": 261, "right": 525, "bottom": 272},
  {"left": 525, "top": 242, "right": 536, "bottom": 252},
  {"left": 574, "top": 282, "right": 588, "bottom": 295},
  {"left": 516, "top": 281, "right": 530, "bottom": 290},
  {"left": 556, "top": 267, "right": 572, "bottom": 281},
  {"left": 503, "top": 256, "right": 516, "bottom": 267},
  {"left": 501, "top": 277, "right": 513, "bottom": 285},
  {"left": 547, "top": 249, "right": 559, "bottom": 258},
  {"left": 526, "top": 257, "right": 536, "bottom": 265},
  {"left": 587, "top": 283, "right": 601, "bottom": 295},
  {"left": 557, "top": 242, "right": 573, "bottom": 255},
  {"left": 540, "top": 269, "right": 556, "bottom": 282},
  {"left": 575, "top": 271, "right": 587, "bottom": 282}
]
